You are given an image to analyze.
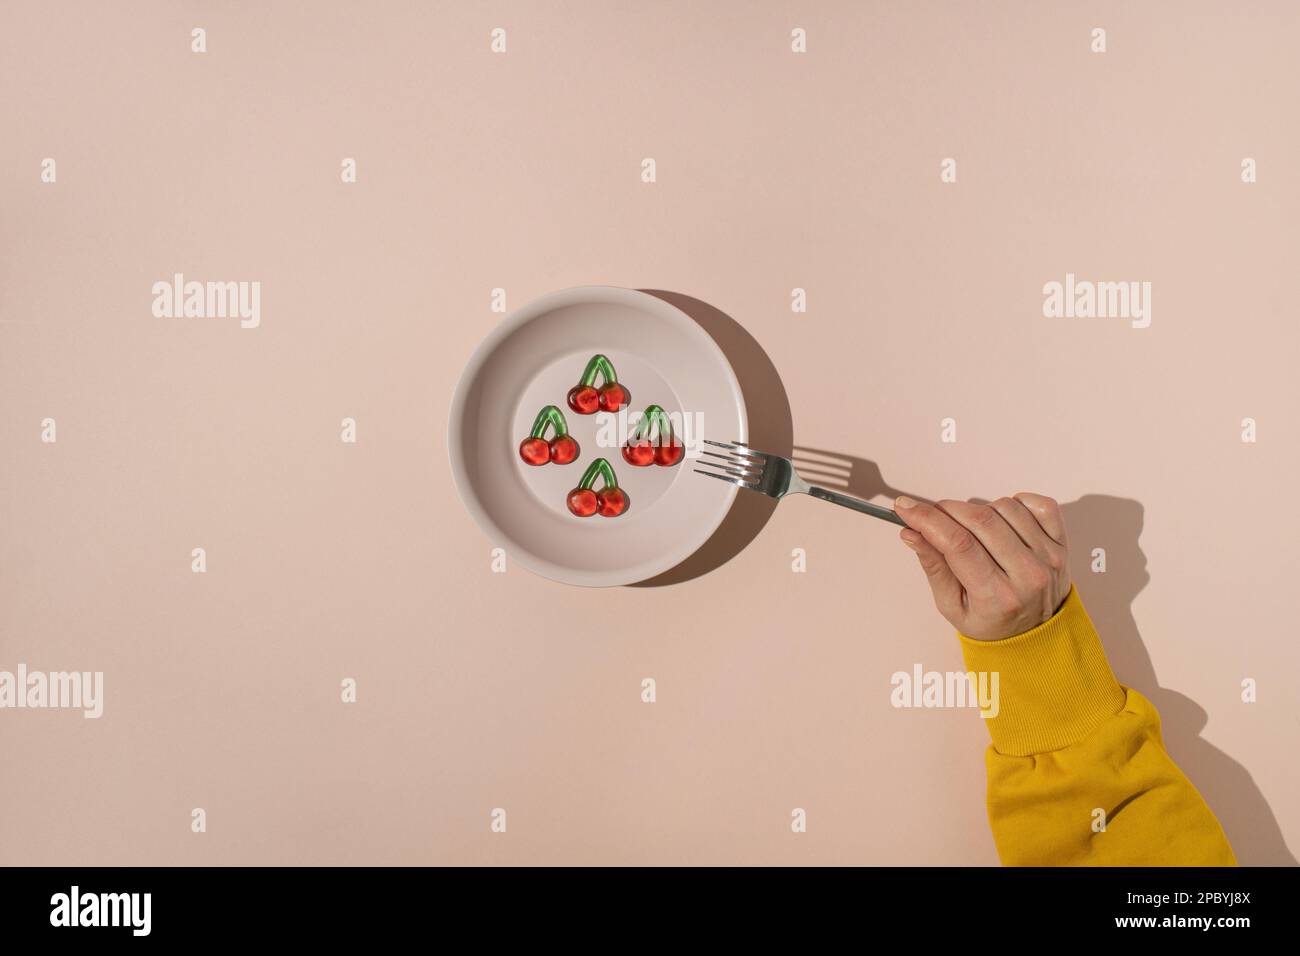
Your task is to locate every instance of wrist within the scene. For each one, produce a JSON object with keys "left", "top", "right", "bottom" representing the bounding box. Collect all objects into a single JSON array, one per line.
[{"left": 957, "top": 584, "right": 1126, "bottom": 756}]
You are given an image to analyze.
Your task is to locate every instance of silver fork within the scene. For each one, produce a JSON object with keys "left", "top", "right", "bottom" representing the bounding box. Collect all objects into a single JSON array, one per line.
[{"left": 696, "top": 440, "right": 906, "bottom": 526}]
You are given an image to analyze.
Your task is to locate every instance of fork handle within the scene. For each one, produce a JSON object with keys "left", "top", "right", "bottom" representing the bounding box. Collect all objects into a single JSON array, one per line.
[{"left": 806, "top": 485, "right": 907, "bottom": 526}]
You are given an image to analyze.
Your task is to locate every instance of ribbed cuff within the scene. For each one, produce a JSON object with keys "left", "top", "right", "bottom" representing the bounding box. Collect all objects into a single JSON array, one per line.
[{"left": 958, "top": 584, "right": 1126, "bottom": 757}]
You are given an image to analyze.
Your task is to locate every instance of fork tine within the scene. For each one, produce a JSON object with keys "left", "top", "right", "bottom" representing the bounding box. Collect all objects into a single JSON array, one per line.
[
  {"left": 700, "top": 450, "right": 762, "bottom": 473},
  {"left": 694, "top": 468, "right": 760, "bottom": 491},
  {"left": 703, "top": 439, "right": 768, "bottom": 461},
  {"left": 700, "top": 448, "right": 758, "bottom": 463},
  {"left": 731, "top": 441, "right": 769, "bottom": 460},
  {"left": 703, "top": 439, "right": 756, "bottom": 452},
  {"left": 699, "top": 463, "right": 758, "bottom": 482}
]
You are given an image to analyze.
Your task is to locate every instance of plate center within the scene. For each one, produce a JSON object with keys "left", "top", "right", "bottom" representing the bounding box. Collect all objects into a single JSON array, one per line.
[{"left": 513, "top": 349, "right": 688, "bottom": 521}]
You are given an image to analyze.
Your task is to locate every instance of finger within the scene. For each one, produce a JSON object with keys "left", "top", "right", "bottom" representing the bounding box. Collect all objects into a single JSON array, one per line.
[
  {"left": 1013, "top": 493, "right": 1068, "bottom": 546},
  {"left": 900, "top": 528, "right": 965, "bottom": 621},
  {"left": 990, "top": 496, "right": 1057, "bottom": 561},
  {"left": 939, "top": 499, "right": 1037, "bottom": 578},
  {"left": 894, "top": 496, "right": 1002, "bottom": 594}
]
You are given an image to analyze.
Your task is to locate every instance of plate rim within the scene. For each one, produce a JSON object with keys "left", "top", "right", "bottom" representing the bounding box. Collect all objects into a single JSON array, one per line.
[{"left": 447, "top": 285, "right": 747, "bottom": 588}]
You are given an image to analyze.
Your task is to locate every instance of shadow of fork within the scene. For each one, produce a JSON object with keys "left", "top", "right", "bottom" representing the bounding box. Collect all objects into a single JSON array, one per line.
[{"left": 790, "top": 445, "right": 930, "bottom": 507}]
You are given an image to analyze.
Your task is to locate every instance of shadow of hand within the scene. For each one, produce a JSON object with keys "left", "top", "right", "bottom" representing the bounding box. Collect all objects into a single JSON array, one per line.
[{"left": 1061, "top": 495, "right": 1295, "bottom": 866}]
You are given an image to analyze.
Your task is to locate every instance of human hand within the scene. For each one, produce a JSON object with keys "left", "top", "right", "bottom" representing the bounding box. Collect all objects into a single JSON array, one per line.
[{"left": 894, "top": 494, "right": 1072, "bottom": 641}]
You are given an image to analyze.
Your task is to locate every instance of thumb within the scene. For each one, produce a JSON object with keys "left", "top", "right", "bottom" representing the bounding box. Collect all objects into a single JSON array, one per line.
[{"left": 900, "top": 528, "right": 966, "bottom": 625}]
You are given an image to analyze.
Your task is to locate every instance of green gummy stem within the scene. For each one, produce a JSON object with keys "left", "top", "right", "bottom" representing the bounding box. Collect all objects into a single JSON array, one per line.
[
  {"left": 578, "top": 354, "right": 617, "bottom": 387},
  {"left": 577, "top": 457, "right": 618, "bottom": 491},
  {"left": 628, "top": 404, "right": 673, "bottom": 443},
  {"left": 528, "top": 405, "right": 569, "bottom": 439}
]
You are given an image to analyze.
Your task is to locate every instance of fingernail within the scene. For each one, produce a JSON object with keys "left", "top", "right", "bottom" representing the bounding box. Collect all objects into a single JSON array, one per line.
[
  {"left": 900, "top": 532, "right": 921, "bottom": 551},
  {"left": 895, "top": 495, "right": 918, "bottom": 510}
]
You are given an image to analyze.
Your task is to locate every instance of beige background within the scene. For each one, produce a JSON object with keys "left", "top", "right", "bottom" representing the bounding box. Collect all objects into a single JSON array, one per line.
[{"left": 3, "top": 1, "right": 1297, "bottom": 865}]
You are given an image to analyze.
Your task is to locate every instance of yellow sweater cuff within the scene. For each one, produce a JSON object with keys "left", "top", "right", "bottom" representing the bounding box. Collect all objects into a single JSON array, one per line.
[{"left": 958, "top": 584, "right": 1126, "bottom": 757}]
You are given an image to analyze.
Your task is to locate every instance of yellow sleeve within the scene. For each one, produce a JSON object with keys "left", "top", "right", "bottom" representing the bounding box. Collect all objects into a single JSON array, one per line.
[{"left": 957, "top": 584, "right": 1236, "bottom": 866}]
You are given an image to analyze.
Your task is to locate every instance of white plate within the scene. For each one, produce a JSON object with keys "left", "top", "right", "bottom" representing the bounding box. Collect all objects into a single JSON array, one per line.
[{"left": 448, "top": 287, "right": 747, "bottom": 587}]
